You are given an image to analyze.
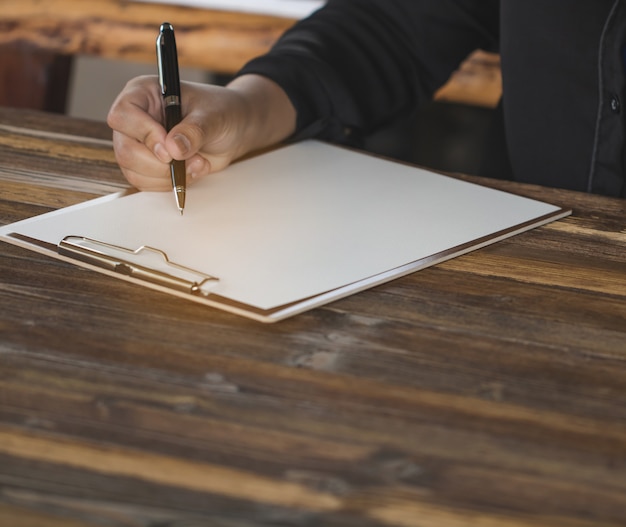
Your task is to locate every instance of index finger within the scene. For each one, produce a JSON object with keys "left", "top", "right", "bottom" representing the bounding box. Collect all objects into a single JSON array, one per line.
[{"left": 107, "top": 75, "right": 169, "bottom": 162}]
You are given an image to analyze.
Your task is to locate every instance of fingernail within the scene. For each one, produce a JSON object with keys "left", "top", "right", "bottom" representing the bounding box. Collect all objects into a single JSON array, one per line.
[
  {"left": 187, "top": 157, "right": 205, "bottom": 177},
  {"left": 153, "top": 142, "right": 170, "bottom": 163},
  {"left": 174, "top": 134, "right": 191, "bottom": 155}
]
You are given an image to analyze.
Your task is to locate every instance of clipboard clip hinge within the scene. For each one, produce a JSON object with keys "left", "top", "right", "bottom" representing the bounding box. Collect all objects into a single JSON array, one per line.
[{"left": 58, "top": 236, "right": 219, "bottom": 297}]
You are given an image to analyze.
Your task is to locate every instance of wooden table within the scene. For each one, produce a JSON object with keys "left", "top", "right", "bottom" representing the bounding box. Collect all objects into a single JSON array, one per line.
[
  {"left": 1, "top": 107, "right": 625, "bottom": 527},
  {"left": 0, "top": 0, "right": 502, "bottom": 112}
]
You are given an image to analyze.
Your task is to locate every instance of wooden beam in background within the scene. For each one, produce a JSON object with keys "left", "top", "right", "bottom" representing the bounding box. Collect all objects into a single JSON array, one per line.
[
  {"left": 0, "top": 43, "right": 71, "bottom": 113},
  {"left": 1, "top": 0, "right": 295, "bottom": 73}
]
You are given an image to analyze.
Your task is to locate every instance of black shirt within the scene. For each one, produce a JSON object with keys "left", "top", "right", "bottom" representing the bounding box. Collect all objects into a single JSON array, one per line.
[{"left": 239, "top": 0, "right": 626, "bottom": 197}]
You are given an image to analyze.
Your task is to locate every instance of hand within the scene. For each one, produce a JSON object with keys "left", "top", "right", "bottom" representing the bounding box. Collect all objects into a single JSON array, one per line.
[{"left": 107, "top": 74, "right": 296, "bottom": 191}]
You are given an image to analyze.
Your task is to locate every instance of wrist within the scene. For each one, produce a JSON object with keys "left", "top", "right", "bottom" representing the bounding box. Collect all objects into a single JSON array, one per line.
[{"left": 227, "top": 74, "right": 296, "bottom": 158}]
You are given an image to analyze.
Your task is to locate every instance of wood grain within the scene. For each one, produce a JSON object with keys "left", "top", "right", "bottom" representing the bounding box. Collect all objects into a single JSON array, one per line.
[
  {"left": 0, "top": 108, "right": 625, "bottom": 527},
  {"left": 0, "top": 43, "right": 71, "bottom": 112},
  {"left": 435, "top": 50, "right": 502, "bottom": 108},
  {"left": 1, "top": 0, "right": 295, "bottom": 73}
]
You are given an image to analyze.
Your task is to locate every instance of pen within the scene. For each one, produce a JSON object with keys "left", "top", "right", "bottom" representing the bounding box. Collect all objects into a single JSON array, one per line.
[{"left": 156, "top": 22, "right": 186, "bottom": 215}]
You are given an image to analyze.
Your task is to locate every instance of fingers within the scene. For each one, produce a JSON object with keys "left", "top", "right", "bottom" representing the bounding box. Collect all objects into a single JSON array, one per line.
[
  {"left": 185, "top": 154, "right": 212, "bottom": 180},
  {"left": 107, "top": 76, "right": 168, "bottom": 159},
  {"left": 162, "top": 83, "right": 243, "bottom": 175},
  {"left": 163, "top": 119, "right": 216, "bottom": 179},
  {"left": 113, "top": 127, "right": 210, "bottom": 190},
  {"left": 108, "top": 76, "right": 172, "bottom": 190},
  {"left": 108, "top": 77, "right": 244, "bottom": 190},
  {"left": 112, "top": 130, "right": 171, "bottom": 191}
]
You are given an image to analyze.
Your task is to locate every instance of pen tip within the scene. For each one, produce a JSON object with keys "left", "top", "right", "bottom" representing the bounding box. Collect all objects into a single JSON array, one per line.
[{"left": 173, "top": 185, "right": 185, "bottom": 215}]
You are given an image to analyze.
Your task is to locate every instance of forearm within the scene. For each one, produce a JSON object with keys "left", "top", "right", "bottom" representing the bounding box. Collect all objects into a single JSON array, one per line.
[{"left": 238, "top": 0, "right": 500, "bottom": 141}]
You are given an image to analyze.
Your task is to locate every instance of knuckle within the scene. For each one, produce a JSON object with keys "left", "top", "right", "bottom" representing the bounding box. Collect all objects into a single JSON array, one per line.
[
  {"left": 113, "top": 139, "right": 137, "bottom": 168},
  {"left": 106, "top": 105, "right": 123, "bottom": 130}
]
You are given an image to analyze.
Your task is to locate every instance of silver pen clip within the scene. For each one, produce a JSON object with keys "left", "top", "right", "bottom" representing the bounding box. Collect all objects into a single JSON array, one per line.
[{"left": 156, "top": 31, "right": 166, "bottom": 96}]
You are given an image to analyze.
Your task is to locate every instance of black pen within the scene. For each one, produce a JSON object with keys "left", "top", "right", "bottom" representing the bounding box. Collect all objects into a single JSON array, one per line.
[{"left": 157, "top": 22, "right": 186, "bottom": 215}]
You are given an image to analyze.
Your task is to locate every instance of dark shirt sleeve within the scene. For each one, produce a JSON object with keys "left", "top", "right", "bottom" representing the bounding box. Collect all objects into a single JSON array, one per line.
[{"left": 237, "top": 0, "right": 500, "bottom": 145}]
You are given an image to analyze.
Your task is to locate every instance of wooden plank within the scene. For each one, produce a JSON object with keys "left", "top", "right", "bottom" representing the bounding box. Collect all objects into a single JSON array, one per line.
[
  {"left": 0, "top": 44, "right": 71, "bottom": 112},
  {"left": 0, "top": 108, "right": 625, "bottom": 527},
  {"left": 435, "top": 50, "right": 502, "bottom": 108},
  {"left": 0, "top": 0, "right": 295, "bottom": 73},
  {"left": 0, "top": 502, "right": 95, "bottom": 527}
]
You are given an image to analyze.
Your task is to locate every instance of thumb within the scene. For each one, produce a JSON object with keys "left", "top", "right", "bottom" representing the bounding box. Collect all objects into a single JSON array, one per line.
[{"left": 164, "top": 118, "right": 205, "bottom": 161}]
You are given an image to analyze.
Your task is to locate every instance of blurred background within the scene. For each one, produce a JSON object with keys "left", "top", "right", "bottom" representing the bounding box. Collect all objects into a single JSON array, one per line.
[{"left": 1, "top": 2, "right": 503, "bottom": 178}]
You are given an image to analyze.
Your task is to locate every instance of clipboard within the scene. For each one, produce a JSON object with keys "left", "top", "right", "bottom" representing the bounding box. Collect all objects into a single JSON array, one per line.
[{"left": 0, "top": 140, "right": 571, "bottom": 322}]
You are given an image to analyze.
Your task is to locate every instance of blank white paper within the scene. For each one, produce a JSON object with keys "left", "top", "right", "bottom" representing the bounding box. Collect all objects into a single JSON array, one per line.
[{"left": 0, "top": 141, "right": 564, "bottom": 311}]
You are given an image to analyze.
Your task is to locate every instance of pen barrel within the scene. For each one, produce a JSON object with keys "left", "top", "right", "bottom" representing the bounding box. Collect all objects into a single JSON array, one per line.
[
  {"left": 164, "top": 103, "right": 182, "bottom": 132},
  {"left": 170, "top": 159, "right": 186, "bottom": 189}
]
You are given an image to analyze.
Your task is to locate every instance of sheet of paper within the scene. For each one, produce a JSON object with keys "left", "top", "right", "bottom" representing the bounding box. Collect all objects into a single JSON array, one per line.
[
  {"left": 0, "top": 141, "right": 562, "bottom": 311},
  {"left": 131, "top": 0, "right": 325, "bottom": 19}
]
